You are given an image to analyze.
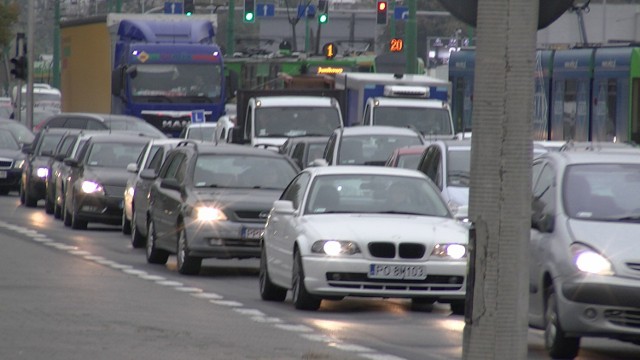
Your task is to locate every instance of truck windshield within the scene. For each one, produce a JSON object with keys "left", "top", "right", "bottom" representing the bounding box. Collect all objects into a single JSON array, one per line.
[
  {"left": 373, "top": 107, "right": 452, "bottom": 136},
  {"left": 254, "top": 107, "right": 341, "bottom": 138},
  {"left": 130, "top": 64, "right": 223, "bottom": 103}
]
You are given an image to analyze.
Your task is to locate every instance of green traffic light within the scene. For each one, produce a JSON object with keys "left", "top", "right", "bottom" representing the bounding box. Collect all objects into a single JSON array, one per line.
[
  {"left": 244, "top": 12, "right": 254, "bottom": 22},
  {"left": 186, "top": 11, "right": 192, "bottom": 16},
  {"left": 318, "top": 13, "right": 328, "bottom": 24}
]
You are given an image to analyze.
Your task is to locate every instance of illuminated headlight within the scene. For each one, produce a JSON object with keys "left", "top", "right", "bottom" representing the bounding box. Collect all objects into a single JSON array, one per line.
[
  {"left": 36, "top": 167, "right": 49, "bottom": 178},
  {"left": 126, "top": 186, "right": 134, "bottom": 197},
  {"left": 81, "top": 180, "right": 104, "bottom": 194},
  {"left": 571, "top": 244, "right": 613, "bottom": 275},
  {"left": 432, "top": 244, "right": 467, "bottom": 259},
  {"left": 311, "top": 240, "right": 360, "bottom": 256},
  {"left": 13, "top": 160, "right": 25, "bottom": 169},
  {"left": 195, "top": 206, "right": 227, "bottom": 221}
]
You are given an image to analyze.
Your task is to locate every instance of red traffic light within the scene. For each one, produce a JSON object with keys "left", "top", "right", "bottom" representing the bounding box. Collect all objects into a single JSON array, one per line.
[
  {"left": 376, "top": 1, "right": 388, "bottom": 25},
  {"left": 377, "top": 1, "right": 387, "bottom": 11}
]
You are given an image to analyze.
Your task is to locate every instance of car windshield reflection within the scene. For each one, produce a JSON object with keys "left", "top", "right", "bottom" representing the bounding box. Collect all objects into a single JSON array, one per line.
[{"left": 193, "top": 155, "right": 297, "bottom": 189}]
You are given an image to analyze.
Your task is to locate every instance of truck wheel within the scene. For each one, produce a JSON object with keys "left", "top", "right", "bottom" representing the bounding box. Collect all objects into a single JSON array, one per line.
[
  {"left": 545, "top": 288, "right": 580, "bottom": 359},
  {"left": 176, "top": 227, "right": 201, "bottom": 275},
  {"left": 292, "top": 249, "right": 321, "bottom": 311},
  {"left": 259, "top": 244, "right": 287, "bottom": 301},
  {"left": 146, "top": 220, "right": 169, "bottom": 265}
]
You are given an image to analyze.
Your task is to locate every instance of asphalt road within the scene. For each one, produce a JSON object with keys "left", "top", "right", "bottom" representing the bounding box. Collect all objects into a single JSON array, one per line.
[{"left": 1, "top": 193, "right": 639, "bottom": 360}]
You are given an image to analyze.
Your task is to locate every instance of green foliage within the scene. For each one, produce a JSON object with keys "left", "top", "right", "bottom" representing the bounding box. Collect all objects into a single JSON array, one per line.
[{"left": 0, "top": 2, "right": 19, "bottom": 49}]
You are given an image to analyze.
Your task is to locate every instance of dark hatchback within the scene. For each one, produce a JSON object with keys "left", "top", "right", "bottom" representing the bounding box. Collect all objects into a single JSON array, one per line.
[
  {"left": 143, "top": 142, "right": 300, "bottom": 275},
  {"left": 63, "top": 134, "right": 150, "bottom": 229},
  {"left": 0, "top": 129, "right": 26, "bottom": 194},
  {"left": 34, "top": 112, "right": 166, "bottom": 139}
]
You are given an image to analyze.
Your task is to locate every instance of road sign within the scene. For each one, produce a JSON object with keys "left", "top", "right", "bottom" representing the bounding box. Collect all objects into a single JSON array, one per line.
[
  {"left": 191, "top": 110, "right": 205, "bottom": 123},
  {"left": 394, "top": 6, "right": 409, "bottom": 20},
  {"left": 164, "top": 2, "right": 183, "bottom": 14},
  {"left": 256, "top": 3, "right": 275, "bottom": 17},
  {"left": 297, "top": 4, "right": 316, "bottom": 18}
]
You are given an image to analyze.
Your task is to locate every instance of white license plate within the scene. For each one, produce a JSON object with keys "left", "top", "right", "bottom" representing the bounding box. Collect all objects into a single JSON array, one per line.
[
  {"left": 368, "top": 264, "right": 426, "bottom": 280},
  {"left": 242, "top": 227, "right": 264, "bottom": 239},
  {"left": 0, "top": 171, "right": 6, "bottom": 179}
]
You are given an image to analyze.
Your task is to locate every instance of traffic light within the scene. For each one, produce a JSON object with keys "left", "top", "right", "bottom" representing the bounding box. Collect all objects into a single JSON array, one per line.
[
  {"left": 184, "top": 0, "right": 195, "bottom": 15},
  {"left": 376, "top": 0, "right": 388, "bottom": 25},
  {"left": 243, "top": 0, "right": 256, "bottom": 23},
  {"left": 10, "top": 56, "right": 27, "bottom": 81},
  {"left": 318, "top": 0, "right": 328, "bottom": 24}
]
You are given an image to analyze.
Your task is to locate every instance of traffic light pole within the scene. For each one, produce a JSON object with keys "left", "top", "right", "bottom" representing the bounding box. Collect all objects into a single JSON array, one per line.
[
  {"left": 27, "top": 0, "right": 35, "bottom": 130},
  {"left": 227, "top": 0, "right": 235, "bottom": 55},
  {"left": 53, "top": 0, "right": 60, "bottom": 89},
  {"left": 405, "top": 0, "right": 417, "bottom": 74}
]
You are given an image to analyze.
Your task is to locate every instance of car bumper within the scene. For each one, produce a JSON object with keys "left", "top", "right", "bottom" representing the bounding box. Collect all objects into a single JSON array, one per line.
[
  {"left": 0, "top": 169, "right": 22, "bottom": 190},
  {"left": 76, "top": 195, "right": 124, "bottom": 225},
  {"left": 558, "top": 274, "right": 640, "bottom": 339},
  {"left": 302, "top": 256, "right": 467, "bottom": 300},
  {"left": 184, "top": 220, "right": 263, "bottom": 259}
]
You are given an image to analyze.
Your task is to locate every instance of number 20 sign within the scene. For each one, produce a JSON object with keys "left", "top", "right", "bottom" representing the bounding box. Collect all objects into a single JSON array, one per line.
[{"left": 389, "top": 38, "right": 404, "bottom": 52}]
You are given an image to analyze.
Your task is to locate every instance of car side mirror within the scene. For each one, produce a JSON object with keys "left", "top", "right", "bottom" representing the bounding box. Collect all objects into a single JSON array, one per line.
[
  {"left": 126, "top": 163, "right": 138, "bottom": 173},
  {"left": 160, "top": 178, "right": 182, "bottom": 192},
  {"left": 228, "top": 128, "right": 246, "bottom": 144},
  {"left": 64, "top": 158, "right": 80, "bottom": 168},
  {"left": 41, "top": 150, "right": 53, "bottom": 157},
  {"left": 21, "top": 143, "right": 33, "bottom": 155},
  {"left": 273, "top": 200, "right": 295, "bottom": 215},
  {"left": 532, "top": 212, "right": 555, "bottom": 233},
  {"left": 139, "top": 168, "right": 157, "bottom": 180},
  {"left": 54, "top": 153, "right": 66, "bottom": 161}
]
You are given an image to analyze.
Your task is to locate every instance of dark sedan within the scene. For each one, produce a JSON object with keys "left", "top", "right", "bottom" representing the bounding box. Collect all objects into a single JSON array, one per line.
[
  {"left": 0, "top": 129, "right": 26, "bottom": 194},
  {"left": 143, "top": 142, "right": 300, "bottom": 275},
  {"left": 63, "top": 134, "right": 149, "bottom": 230}
]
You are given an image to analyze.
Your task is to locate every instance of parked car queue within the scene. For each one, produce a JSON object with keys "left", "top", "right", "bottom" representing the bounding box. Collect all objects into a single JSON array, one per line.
[{"left": 9, "top": 113, "right": 640, "bottom": 360}]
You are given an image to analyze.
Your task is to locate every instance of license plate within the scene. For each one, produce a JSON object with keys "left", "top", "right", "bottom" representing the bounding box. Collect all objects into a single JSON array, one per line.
[
  {"left": 368, "top": 264, "right": 426, "bottom": 280},
  {"left": 0, "top": 171, "right": 6, "bottom": 179},
  {"left": 241, "top": 227, "right": 264, "bottom": 240}
]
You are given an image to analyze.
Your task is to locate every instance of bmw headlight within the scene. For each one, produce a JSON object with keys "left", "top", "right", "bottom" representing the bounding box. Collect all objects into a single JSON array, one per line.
[
  {"left": 195, "top": 206, "right": 227, "bottom": 221},
  {"left": 81, "top": 180, "right": 104, "bottom": 195},
  {"left": 571, "top": 243, "right": 614, "bottom": 275},
  {"left": 13, "top": 159, "right": 25, "bottom": 169},
  {"left": 311, "top": 240, "right": 360, "bottom": 256},
  {"left": 36, "top": 167, "right": 49, "bottom": 178},
  {"left": 431, "top": 243, "right": 467, "bottom": 259}
]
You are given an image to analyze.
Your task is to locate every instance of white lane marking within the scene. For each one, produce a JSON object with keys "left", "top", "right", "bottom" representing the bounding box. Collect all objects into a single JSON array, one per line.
[
  {"left": 84, "top": 255, "right": 105, "bottom": 261},
  {"left": 122, "top": 269, "right": 148, "bottom": 276},
  {"left": 300, "top": 333, "right": 337, "bottom": 343},
  {"left": 210, "top": 300, "right": 243, "bottom": 307},
  {"left": 174, "top": 287, "right": 202, "bottom": 293},
  {"left": 273, "top": 324, "right": 314, "bottom": 333},
  {"left": 109, "top": 263, "right": 133, "bottom": 270},
  {"left": 32, "top": 237, "right": 53, "bottom": 243},
  {"left": 331, "top": 343, "right": 375, "bottom": 352},
  {"left": 50, "top": 244, "right": 77, "bottom": 250},
  {"left": 191, "top": 292, "right": 223, "bottom": 300},
  {"left": 233, "top": 308, "right": 264, "bottom": 317},
  {"left": 250, "top": 316, "right": 282, "bottom": 323},
  {"left": 359, "top": 355, "right": 408, "bottom": 360},
  {"left": 69, "top": 250, "right": 92, "bottom": 256},
  {"left": 156, "top": 280, "right": 184, "bottom": 287},
  {"left": 139, "top": 274, "right": 166, "bottom": 281}
]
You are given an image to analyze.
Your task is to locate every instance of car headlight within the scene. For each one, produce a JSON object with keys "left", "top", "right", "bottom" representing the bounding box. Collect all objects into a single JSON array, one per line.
[
  {"left": 570, "top": 243, "right": 614, "bottom": 275},
  {"left": 36, "top": 167, "right": 49, "bottom": 178},
  {"left": 195, "top": 206, "right": 227, "bottom": 221},
  {"left": 311, "top": 240, "right": 361, "bottom": 256},
  {"left": 81, "top": 180, "right": 104, "bottom": 194},
  {"left": 13, "top": 159, "right": 25, "bottom": 169},
  {"left": 126, "top": 186, "right": 134, "bottom": 197},
  {"left": 432, "top": 243, "right": 467, "bottom": 259}
]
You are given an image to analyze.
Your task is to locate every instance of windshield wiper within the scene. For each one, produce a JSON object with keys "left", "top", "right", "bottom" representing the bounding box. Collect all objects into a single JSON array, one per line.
[
  {"left": 250, "top": 186, "right": 283, "bottom": 190},
  {"left": 378, "top": 211, "right": 427, "bottom": 216},
  {"left": 603, "top": 213, "right": 640, "bottom": 222}
]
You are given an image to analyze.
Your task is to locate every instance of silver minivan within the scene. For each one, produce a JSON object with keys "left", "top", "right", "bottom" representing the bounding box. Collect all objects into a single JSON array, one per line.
[{"left": 530, "top": 150, "right": 640, "bottom": 359}]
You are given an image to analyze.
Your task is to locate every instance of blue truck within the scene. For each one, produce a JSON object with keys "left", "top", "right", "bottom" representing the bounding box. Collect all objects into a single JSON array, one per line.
[{"left": 61, "top": 14, "right": 226, "bottom": 137}]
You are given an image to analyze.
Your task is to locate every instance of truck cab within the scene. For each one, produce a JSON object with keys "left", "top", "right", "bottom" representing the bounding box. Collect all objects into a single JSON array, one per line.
[
  {"left": 361, "top": 85, "right": 454, "bottom": 138},
  {"left": 243, "top": 96, "right": 343, "bottom": 149}
]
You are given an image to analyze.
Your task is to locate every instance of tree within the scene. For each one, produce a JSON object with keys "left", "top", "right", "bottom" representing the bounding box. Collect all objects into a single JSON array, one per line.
[{"left": 0, "top": 2, "right": 19, "bottom": 49}]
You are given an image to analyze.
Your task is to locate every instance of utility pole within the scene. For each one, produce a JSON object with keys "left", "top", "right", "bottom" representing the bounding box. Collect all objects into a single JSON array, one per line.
[{"left": 53, "top": 0, "right": 60, "bottom": 89}]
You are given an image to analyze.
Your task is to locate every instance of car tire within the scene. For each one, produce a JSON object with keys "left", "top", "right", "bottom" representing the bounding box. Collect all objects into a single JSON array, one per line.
[
  {"left": 70, "top": 197, "right": 88, "bottom": 230},
  {"left": 410, "top": 297, "right": 435, "bottom": 312},
  {"left": 545, "top": 288, "right": 580, "bottom": 359},
  {"left": 259, "top": 244, "right": 287, "bottom": 302},
  {"left": 63, "top": 200, "right": 72, "bottom": 227},
  {"left": 24, "top": 182, "right": 37, "bottom": 207},
  {"left": 449, "top": 300, "right": 466, "bottom": 315},
  {"left": 146, "top": 220, "right": 169, "bottom": 265},
  {"left": 292, "top": 249, "right": 321, "bottom": 311},
  {"left": 131, "top": 210, "right": 146, "bottom": 249},
  {"left": 176, "top": 226, "right": 201, "bottom": 275},
  {"left": 44, "top": 191, "right": 54, "bottom": 214},
  {"left": 19, "top": 183, "right": 25, "bottom": 204},
  {"left": 122, "top": 211, "right": 131, "bottom": 235}
]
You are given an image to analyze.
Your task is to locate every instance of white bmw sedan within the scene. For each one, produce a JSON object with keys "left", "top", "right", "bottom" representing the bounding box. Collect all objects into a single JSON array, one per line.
[{"left": 260, "top": 165, "right": 469, "bottom": 312}]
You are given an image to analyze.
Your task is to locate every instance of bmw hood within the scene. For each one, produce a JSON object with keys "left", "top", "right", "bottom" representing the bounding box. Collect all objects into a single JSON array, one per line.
[
  {"left": 0, "top": 149, "right": 24, "bottom": 161},
  {"left": 301, "top": 214, "right": 468, "bottom": 245},
  {"left": 84, "top": 167, "right": 131, "bottom": 186},
  {"left": 567, "top": 219, "right": 640, "bottom": 264}
]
